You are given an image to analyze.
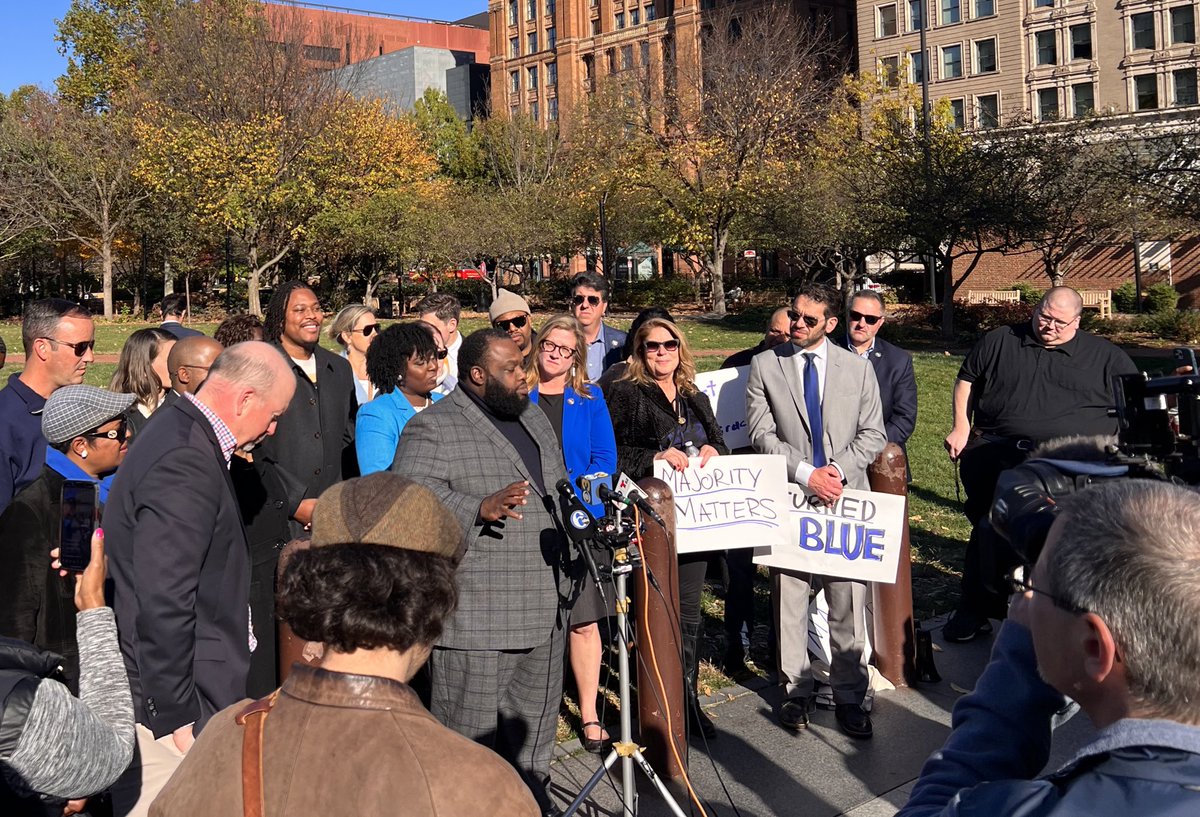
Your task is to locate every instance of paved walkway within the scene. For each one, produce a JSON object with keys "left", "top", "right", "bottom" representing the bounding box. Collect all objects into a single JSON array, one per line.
[{"left": 547, "top": 615, "right": 1097, "bottom": 816}]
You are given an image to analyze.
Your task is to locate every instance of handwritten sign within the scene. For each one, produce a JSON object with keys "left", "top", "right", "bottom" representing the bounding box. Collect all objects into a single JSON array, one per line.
[
  {"left": 654, "top": 454, "right": 789, "bottom": 554},
  {"left": 693, "top": 365, "right": 750, "bottom": 450},
  {"left": 753, "top": 485, "right": 906, "bottom": 584}
]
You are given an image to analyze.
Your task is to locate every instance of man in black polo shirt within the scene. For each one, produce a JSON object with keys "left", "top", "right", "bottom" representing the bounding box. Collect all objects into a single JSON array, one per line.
[{"left": 942, "top": 286, "right": 1136, "bottom": 642}]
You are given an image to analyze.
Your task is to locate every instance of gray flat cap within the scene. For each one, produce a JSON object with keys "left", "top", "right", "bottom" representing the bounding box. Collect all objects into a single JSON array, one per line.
[{"left": 42, "top": 385, "right": 136, "bottom": 444}]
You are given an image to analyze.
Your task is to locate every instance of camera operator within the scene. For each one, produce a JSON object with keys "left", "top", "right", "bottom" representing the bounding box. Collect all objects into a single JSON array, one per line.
[
  {"left": 1, "top": 529, "right": 135, "bottom": 816},
  {"left": 899, "top": 479, "right": 1200, "bottom": 817}
]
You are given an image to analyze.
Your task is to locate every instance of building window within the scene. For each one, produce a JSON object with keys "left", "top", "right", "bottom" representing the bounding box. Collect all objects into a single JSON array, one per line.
[
  {"left": 1069, "top": 24, "right": 1091, "bottom": 60},
  {"left": 646, "top": 4, "right": 657, "bottom": 21},
  {"left": 510, "top": 70, "right": 519, "bottom": 94},
  {"left": 528, "top": 65, "right": 538, "bottom": 89},
  {"left": 1037, "top": 87, "right": 1058, "bottom": 120},
  {"left": 910, "top": 50, "right": 925, "bottom": 82},
  {"left": 1072, "top": 82, "right": 1094, "bottom": 116},
  {"left": 528, "top": 32, "right": 538, "bottom": 53},
  {"left": 510, "top": 37, "right": 519, "bottom": 57},
  {"left": 621, "top": 44, "right": 634, "bottom": 69},
  {"left": 909, "top": 0, "right": 924, "bottom": 30},
  {"left": 974, "top": 38, "right": 997, "bottom": 72},
  {"left": 508, "top": 0, "right": 518, "bottom": 26},
  {"left": 1033, "top": 0, "right": 1052, "bottom": 7},
  {"left": 549, "top": 97, "right": 559, "bottom": 120},
  {"left": 1175, "top": 68, "right": 1199, "bottom": 105},
  {"left": 615, "top": 11, "right": 625, "bottom": 29},
  {"left": 1131, "top": 12, "right": 1156, "bottom": 50},
  {"left": 547, "top": 27, "right": 557, "bottom": 48},
  {"left": 977, "top": 93, "right": 999, "bottom": 127},
  {"left": 942, "top": 44, "right": 963, "bottom": 78},
  {"left": 511, "top": 104, "right": 519, "bottom": 117},
  {"left": 1135, "top": 73, "right": 1158, "bottom": 109},
  {"left": 631, "top": 6, "right": 640, "bottom": 25},
  {"left": 547, "top": 61, "right": 557, "bottom": 86},
  {"left": 1172, "top": 6, "right": 1197, "bottom": 43},
  {"left": 641, "top": 41, "right": 651, "bottom": 64},
  {"left": 880, "top": 56, "right": 901, "bottom": 86},
  {"left": 531, "top": 101, "right": 539, "bottom": 122},
  {"left": 607, "top": 48, "right": 617, "bottom": 73},
  {"left": 1035, "top": 30, "right": 1056, "bottom": 65},
  {"left": 528, "top": 0, "right": 537, "bottom": 19},
  {"left": 949, "top": 98, "right": 965, "bottom": 129},
  {"left": 546, "top": 0, "right": 556, "bottom": 15},
  {"left": 591, "top": 19, "right": 600, "bottom": 35},
  {"left": 583, "top": 54, "right": 594, "bottom": 80},
  {"left": 974, "top": 0, "right": 994, "bottom": 17},
  {"left": 879, "top": 4, "right": 899, "bottom": 36},
  {"left": 941, "top": 0, "right": 960, "bottom": 24}
]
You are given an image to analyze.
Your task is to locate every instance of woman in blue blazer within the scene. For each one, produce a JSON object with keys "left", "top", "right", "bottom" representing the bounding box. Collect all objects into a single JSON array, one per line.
[
  {"left": 527, "top": 314, "right": 618, "bottom": 752},
  {"left": 356, "top": 323, "right": 445, "bottom": 475}
]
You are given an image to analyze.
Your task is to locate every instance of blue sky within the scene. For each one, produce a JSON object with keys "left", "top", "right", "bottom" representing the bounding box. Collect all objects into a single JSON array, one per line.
[{"left": 0, "top": 1, "right": 488, "bottom": 95}]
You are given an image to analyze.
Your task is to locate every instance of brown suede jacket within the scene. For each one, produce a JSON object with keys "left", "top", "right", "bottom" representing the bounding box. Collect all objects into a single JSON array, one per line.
[{"left": 149, "top": 664, "right": 540, "bottom": 817}]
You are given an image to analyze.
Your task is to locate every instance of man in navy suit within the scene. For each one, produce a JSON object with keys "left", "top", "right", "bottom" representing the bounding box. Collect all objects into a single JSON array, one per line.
[
  {"left": 843, "top": 290, "right": 918, "bottom": 459},
  {"left": 571, "top": 272, "right": 627, "bottom": 382}
]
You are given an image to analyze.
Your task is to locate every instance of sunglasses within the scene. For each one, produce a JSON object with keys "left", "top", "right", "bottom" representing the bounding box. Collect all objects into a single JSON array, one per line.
[
  {"left": 786, "top": 310, "right": 822, "bottom": 329},
  {"left": 351, "top": 324, "right": 380, "bottom": 337},
  {"left": 572, "top": 294, "right": 602, "bottom": 308},
  {"left": 642, "top": 339, "right": 680, "bottom": 353},
  {"left": 494, "top": 315, "right": 529, "bottom": 331},
  {"left": 85, "top": 418, "right": 129, "bottom": 443},
  {"left": 432, "top": 349, "right": 449, "bottom": 360},
  {"left": 849, "top": 310, "right": 882, "bottom": 326},
  {"left": 539, "top": 339, "right": 576, "bottom": 359},
  {"left": 41, "top": 337, "right": 95, "bottom": 357}
]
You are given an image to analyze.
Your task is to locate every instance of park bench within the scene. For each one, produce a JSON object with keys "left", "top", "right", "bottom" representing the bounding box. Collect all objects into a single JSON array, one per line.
[
  {"left": 963, "top": 290, "right": 1021, "bottom": 304},
  {"left": 1079, "top": 289, "right": 1112, "bottom": 319}
]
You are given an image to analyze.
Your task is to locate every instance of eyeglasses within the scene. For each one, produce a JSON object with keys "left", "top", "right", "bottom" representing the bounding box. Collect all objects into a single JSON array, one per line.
[
  {"left": 85, "top": 418, "right": 129, "bottom": 444},
  {"left": 539, "top": 339, "right": 577, "bottom": 358},
  {"left": 1036, "top": 312, "right": 1077, "bottom": 331},
  {"left": 180, "top": 364, "right": 210, "bottom": 372},
  {"left": 351, "top": 324, "right": 380, "bottom": 337},
  {"left": 432, "top": 349, "right": 448, "bottom": 360},
  {"left": 494, "top": 315, "right": 529, "bottom": 331},
  {"left": 41, "top": 337, "right": 95, "bottom": 357},
  {"left": 572, "top": 294, "right": 602, "bottom": 308},
  {"left": 289, "top": 305, "right": 325, "bottom": 317},
  {"left": 642, "top": 339, "right": 680, "bottom": 354},
  {"left": 786, "top": 310, "right": 822, "bottom": 329},
  {"left": 1007, "top": 565, "right": 1090, "bottom": 616},
  {"left": 849, "top": 310, "right": 882, "bottom": 326}
]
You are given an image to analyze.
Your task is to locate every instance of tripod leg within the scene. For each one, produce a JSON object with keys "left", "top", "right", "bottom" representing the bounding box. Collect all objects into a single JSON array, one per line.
[
  {"left": 631, "top": 749, "right": 691, "bottom": 817},
  {"left": 563, "top": 749, "right": 621, "bottom": 817}
]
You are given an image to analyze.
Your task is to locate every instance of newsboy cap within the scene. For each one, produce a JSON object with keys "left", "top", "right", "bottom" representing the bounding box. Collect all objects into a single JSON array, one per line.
[
  {"left": 488, "top": 288, "right": 531, "bottom": 323},
  {"left": 310, "top": 472, "right": 463, "bottom": 562},
  {"left": 42, "top": 385, "right": 136, "bottom": 444}
]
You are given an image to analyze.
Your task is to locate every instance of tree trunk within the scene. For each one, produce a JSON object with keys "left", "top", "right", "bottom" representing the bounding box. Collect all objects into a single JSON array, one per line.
[
  {"left": 247, "top": 242, "right": 262, "bottom": 317},
  {"left": 163, "top": 256, "right": 174, "bottom": 296},
  {"left": 710, "top": 228, "right": 727, "bottom": 316},
  {"left": 101, "top": 239, "right": 114, "bottom": 319},
  {"left": 940, "top": 254, "right": 955, "bottom": 340}
]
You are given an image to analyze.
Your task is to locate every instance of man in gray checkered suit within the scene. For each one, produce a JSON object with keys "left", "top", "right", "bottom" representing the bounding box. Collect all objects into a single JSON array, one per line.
[{"left": 392, "top": 328, "right": 572, "bottom": 816}]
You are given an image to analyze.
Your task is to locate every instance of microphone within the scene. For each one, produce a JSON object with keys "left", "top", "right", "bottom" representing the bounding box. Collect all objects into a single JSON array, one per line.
[
  {"left": 600, "top": 474, "right": 668, "bottom": 528},
  {"left": 556, "top": 479, "right": 598, "bottom": 544}
]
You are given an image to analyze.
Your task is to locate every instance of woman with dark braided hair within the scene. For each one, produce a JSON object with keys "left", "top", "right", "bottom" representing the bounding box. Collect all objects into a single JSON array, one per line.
[{"left": 254, "top": 282, "right": 358, "bottom": 536}]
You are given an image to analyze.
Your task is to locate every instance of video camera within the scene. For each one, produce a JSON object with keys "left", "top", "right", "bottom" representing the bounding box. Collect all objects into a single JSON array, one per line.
[{"left": 985, "top": 364, "right": 1200, "bottom": 586}]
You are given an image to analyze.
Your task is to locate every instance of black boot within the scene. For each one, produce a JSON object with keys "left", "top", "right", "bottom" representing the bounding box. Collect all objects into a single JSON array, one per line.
[{"left": 684, "top": 669, "right": 717, "bottom": 740}]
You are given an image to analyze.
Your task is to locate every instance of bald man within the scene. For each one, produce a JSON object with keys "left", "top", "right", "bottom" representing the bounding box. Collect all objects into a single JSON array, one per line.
[
  {"left": 163, "top": 335, "right": 224, "bottom": 409},
  {"left": 941, "top": 286, "right": 1137, "bottom": 643}
]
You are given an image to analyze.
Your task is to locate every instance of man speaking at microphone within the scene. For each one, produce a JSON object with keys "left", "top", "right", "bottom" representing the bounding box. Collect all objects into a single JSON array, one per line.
[{"left": 392, "top": 329, "right": 573, "bottom": 817}]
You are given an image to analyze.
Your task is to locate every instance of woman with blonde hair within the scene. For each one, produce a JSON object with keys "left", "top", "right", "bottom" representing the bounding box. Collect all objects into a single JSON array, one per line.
[
  {"left": 605, "top": 317, "right": 727, "bottom": 739},
  {"left": 329, "top": 304, "right": 379, "bottom": 405},
  {"left": 525, "top": 314, "right": 618, "bottom": 752},
  {"left": 109, "top": 327, "right": 175, "bottom": 437}
]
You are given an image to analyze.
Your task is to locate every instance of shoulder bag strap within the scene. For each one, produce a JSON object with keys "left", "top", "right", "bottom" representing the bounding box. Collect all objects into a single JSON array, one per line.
[{"left": 235, "top": 689, "right": 280, "bottom": 817}]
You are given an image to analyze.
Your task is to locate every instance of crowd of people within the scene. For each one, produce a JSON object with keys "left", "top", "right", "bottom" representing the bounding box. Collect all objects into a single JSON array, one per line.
[{"left": 2, "top": 277, "right": 1198, "bottom": 817}]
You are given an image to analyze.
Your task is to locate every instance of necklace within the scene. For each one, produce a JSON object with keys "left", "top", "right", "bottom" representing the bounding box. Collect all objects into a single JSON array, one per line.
[{"left": 672, "top": 394, "right": 686, "bottom": 426}]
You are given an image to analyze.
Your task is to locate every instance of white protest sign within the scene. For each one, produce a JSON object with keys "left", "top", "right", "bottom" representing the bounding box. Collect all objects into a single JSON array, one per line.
[
  {"left": 654, "top": 454, "right": 789, "bottom": 554},
  {"left": 693, "top": 365, "right": 750, "bottom": 450},
  {"left": 753, "top": 485, "right": 906, "bottom": 584}
]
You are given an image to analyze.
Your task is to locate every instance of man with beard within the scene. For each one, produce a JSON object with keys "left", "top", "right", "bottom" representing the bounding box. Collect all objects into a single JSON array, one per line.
[
  {"left": 103, "top": 342, "right": 296, "bottom": 816},
  {"left": 391, "top": 329, "right": 572, "bottom": 817}
]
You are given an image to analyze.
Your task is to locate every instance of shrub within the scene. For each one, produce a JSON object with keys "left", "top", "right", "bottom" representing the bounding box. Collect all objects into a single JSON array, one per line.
[
  {"left": 1112, "top": 281, "right": 1139, "bottom": 313},
  {"left": 617, "top": 277, "right": 697, "bottom": 309},
  {"left": 955, "top": 301, "right": 1034, "bottom": 335},
  {"left": 1137, "top": 309, "right": 1200, "bottom": 344},
  {"left": 1145, "top": 282, "right": 1179, "bottom": 314},
  {"left": 1009, "top": 283, "right": 1045, "bottom": 304}
]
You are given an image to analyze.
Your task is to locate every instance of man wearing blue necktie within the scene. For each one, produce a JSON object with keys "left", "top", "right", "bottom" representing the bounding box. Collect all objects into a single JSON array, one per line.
[{"left": 746, "top": 284, "right": 887, "bottom": 739}]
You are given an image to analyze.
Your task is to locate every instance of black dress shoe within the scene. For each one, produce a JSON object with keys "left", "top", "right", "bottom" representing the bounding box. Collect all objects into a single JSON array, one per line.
[
  {"left": 835, "top": 703, "right": 873, "bottom": 739},
  {"left": 689, "top": 704, "right": 718, "bottom": 739},
  {"left": 778, "top": 697, "right": 813, "bottom": 730},
  {"left": 942, "top": 609, "right": 993, "bottom": 643},
  {"left": 580, "top": 721, "right": 610, "bottom": 754}
]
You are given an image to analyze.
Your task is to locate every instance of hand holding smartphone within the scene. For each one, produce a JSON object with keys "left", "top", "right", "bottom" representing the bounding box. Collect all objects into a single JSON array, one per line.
[{"left": 59, "top": 480, "right": 98, "bottom": 572}]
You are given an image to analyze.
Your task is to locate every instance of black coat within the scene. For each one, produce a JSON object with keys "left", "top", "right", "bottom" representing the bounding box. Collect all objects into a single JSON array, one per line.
[
  {"left": 0, "top": 467, "right": 83, "bottom": 692},
  {"left": 258, "top": 344, "right": 357, "bottom": 537},
  {"left": 605, "top": 378, "right": 729, "bottom": 480},
  {"left": 104, "top": 397, "right": 250, "bottom": 738}
]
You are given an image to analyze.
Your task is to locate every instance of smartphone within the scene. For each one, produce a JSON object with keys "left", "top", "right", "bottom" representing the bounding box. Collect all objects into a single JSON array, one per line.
[
  {"left": 1173, "top": 347, "right": 1198, "bottom": 374},
  {"left": 59, "top": 480, "right": 98, "bottom": 572}
]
